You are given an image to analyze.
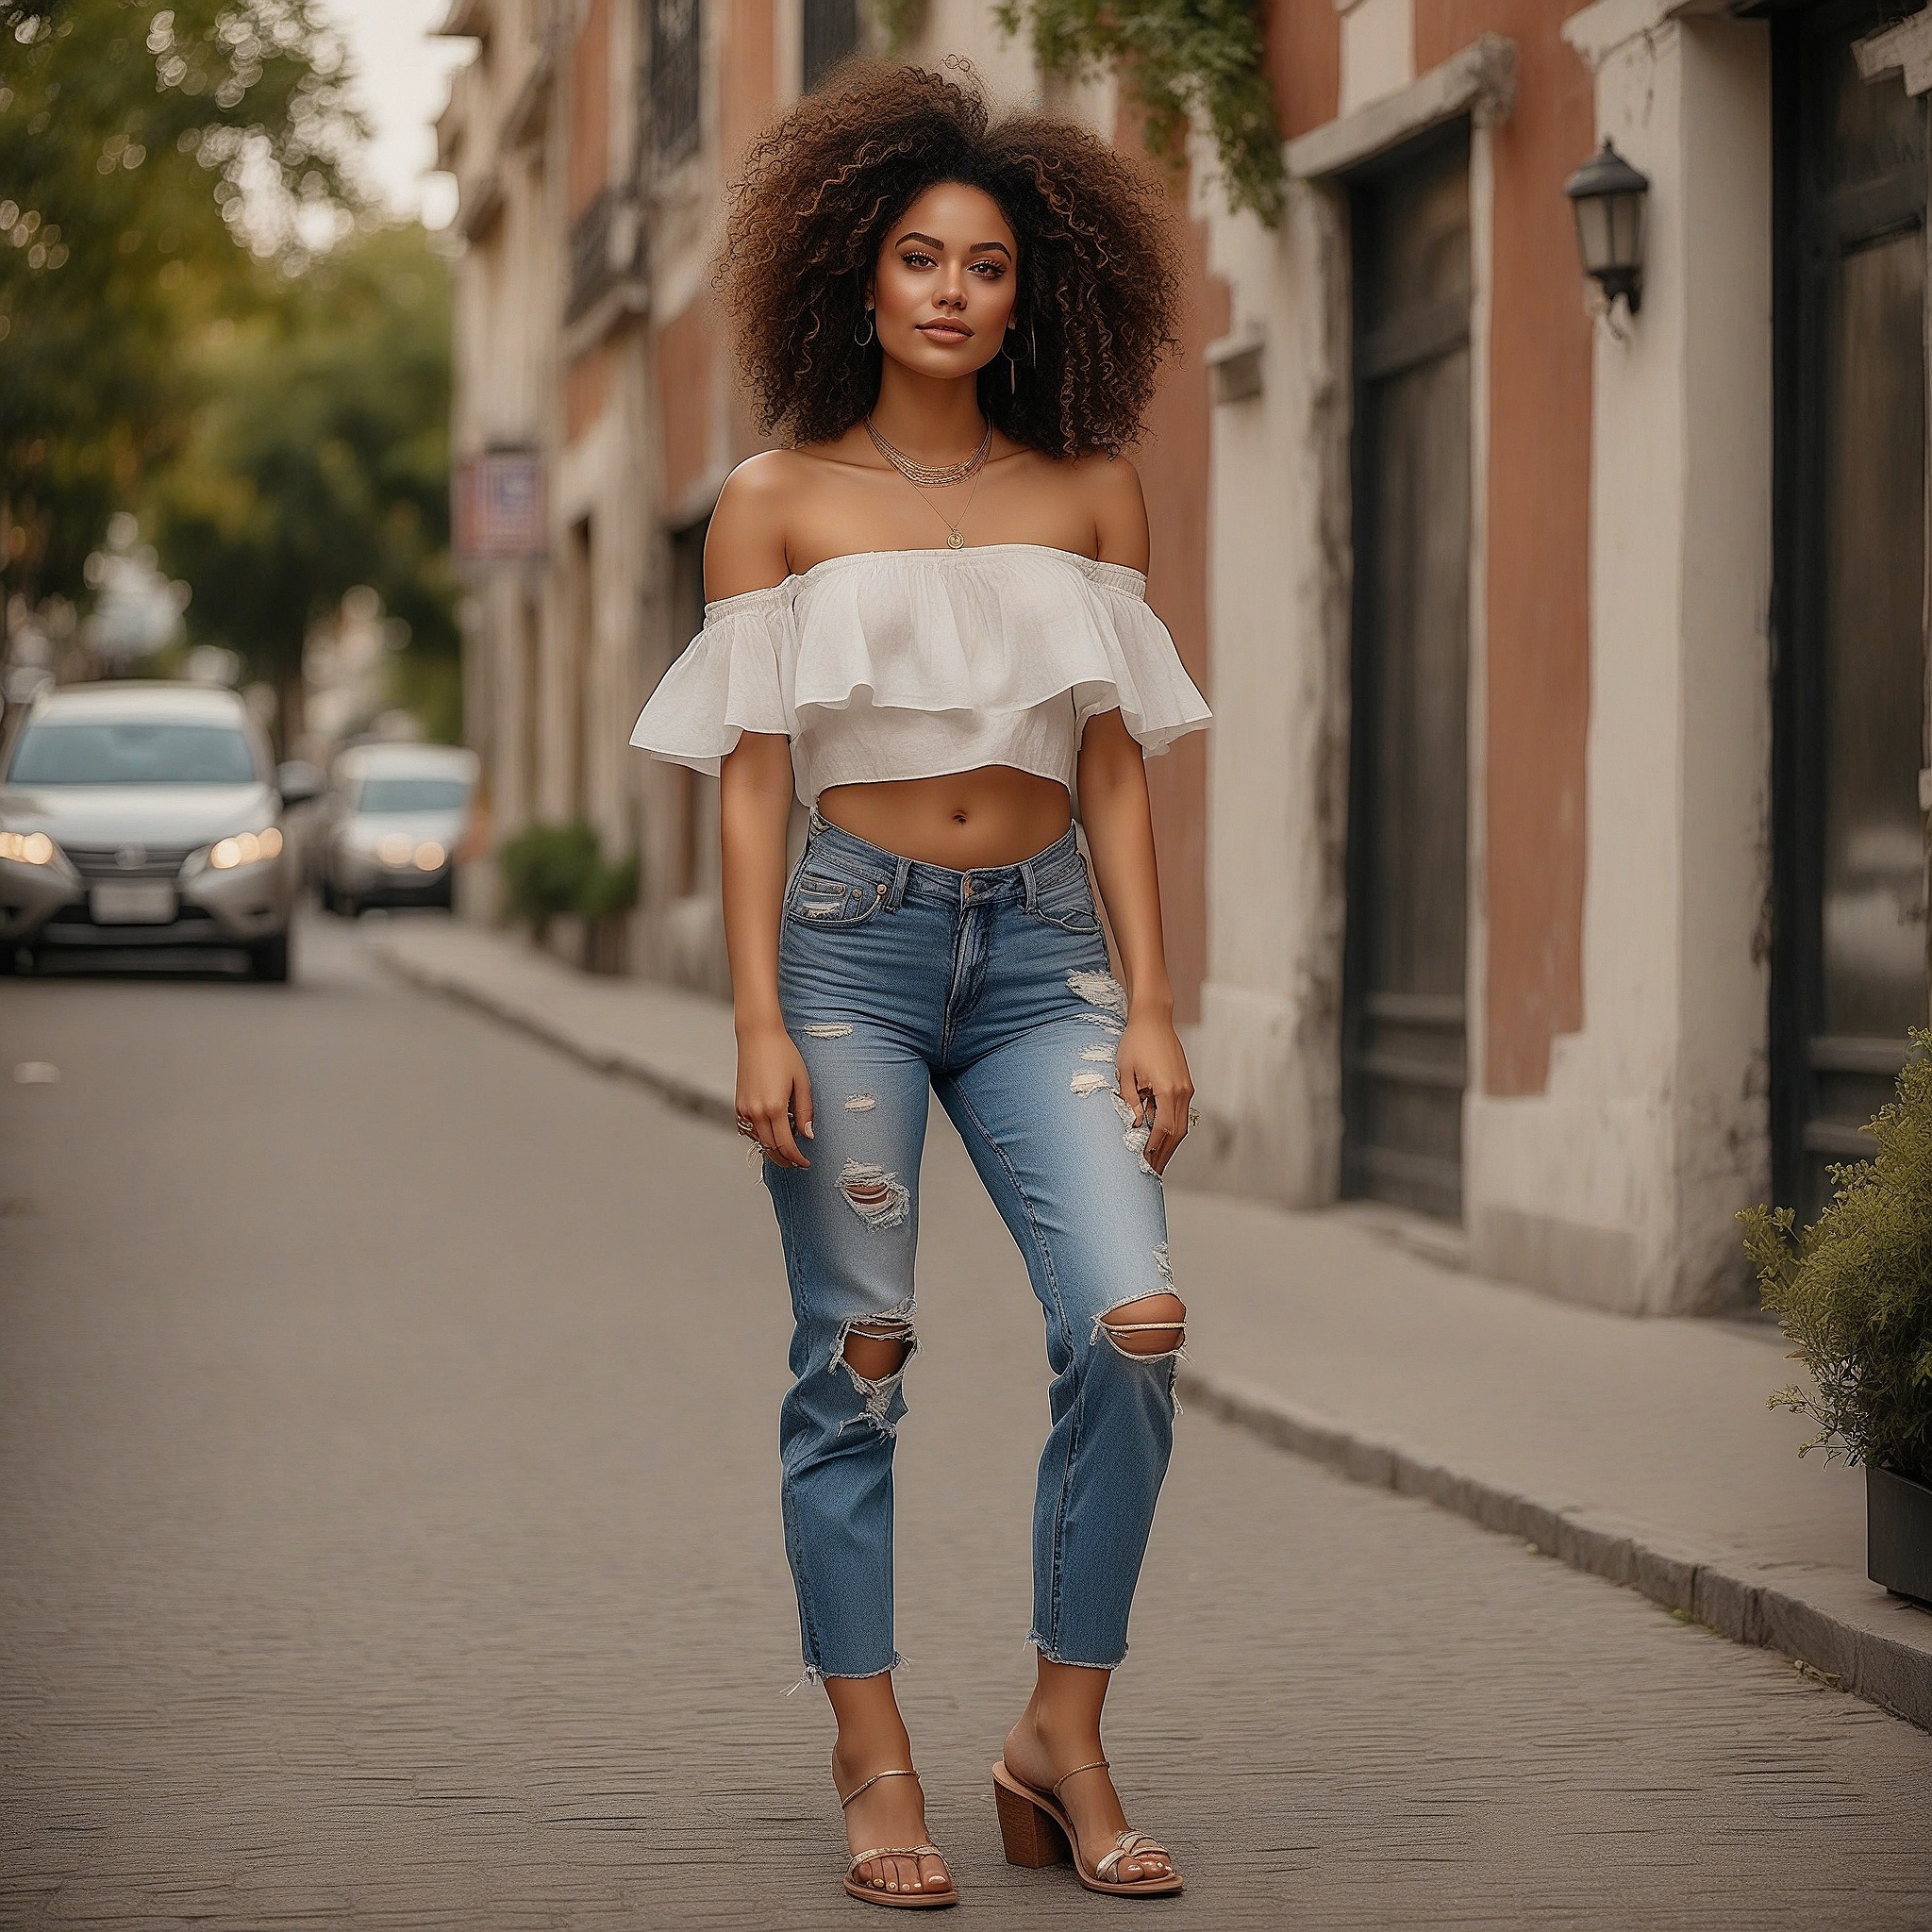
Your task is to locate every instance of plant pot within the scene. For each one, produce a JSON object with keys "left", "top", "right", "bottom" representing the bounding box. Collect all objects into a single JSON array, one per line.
[{"left": 1867, "top": 1464, "right": 1932, "bottom": 1607}]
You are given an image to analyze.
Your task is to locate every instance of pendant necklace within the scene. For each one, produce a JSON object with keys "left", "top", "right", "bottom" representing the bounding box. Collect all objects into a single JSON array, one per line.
[{"left": 866, "top": 414, "right": 991, "bottom": 550}]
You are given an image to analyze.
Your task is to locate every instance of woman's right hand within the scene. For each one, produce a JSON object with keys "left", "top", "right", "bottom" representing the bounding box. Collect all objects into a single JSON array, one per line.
[{"left": 736, "top": 1020, "right": 814, "bottom": 1167}]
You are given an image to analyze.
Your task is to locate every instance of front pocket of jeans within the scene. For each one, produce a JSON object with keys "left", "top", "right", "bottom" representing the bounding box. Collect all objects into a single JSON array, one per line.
[
  {"left": 1026, "top": 882, "right": 1102, "bottom": 934},
  {"left": 786, "top": 873, "right": 887, "bottom": 927}
]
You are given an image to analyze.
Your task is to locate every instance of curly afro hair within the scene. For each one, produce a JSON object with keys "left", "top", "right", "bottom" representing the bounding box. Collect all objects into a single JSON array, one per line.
[{"left": 716, "top": 62, "right": 1182, "bottom": 458}]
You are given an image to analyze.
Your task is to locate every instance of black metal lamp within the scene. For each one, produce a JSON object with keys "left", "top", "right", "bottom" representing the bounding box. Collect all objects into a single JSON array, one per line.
[{"left": 1564, "top": 138, "right": 1649, "bottom": 317}]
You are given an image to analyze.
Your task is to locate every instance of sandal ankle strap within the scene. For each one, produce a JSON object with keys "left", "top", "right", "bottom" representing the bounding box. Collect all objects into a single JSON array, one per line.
[
  {"left": 840, "top": 1766, "right": 921, "bottom": 1809},
  {"left": 1049, "top": 1758, "right": 1109, "bottom": 1801}
]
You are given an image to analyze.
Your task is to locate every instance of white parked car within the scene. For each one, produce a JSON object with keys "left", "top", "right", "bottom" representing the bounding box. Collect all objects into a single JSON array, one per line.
[
  {"left": 0, "top": 681, "right": 317, "bottom": 980},
  {"left": 316, "top": 742, "right": 477, "bottom": 916}
]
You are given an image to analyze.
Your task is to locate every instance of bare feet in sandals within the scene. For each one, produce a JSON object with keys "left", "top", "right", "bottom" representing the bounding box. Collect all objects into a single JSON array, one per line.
[{"left": 835, "top": 1757, "right": 957, "bottom": 1907}]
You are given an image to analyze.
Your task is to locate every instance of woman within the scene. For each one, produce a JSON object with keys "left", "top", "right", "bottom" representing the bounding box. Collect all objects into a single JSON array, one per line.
[{"left": 631, "top": 63, "right": 1209, "bottom": 1907}]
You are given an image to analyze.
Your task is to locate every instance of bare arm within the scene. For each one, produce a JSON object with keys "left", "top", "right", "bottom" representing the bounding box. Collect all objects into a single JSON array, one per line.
[
  {"left": 1077, "top": 454, "right": 1193, "bottom": 1174},
  {"left": 711, "top": 456, "right": 814, "bottom": 1168}
]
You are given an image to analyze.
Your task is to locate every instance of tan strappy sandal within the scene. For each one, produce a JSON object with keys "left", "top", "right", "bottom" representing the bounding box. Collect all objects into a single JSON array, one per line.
[
  {"left": 839, "top": 1768, "right": 958, "bottom": 1909},
  {"left": 991, "top": 1757, "right": 1183, "bottom": 1896}
]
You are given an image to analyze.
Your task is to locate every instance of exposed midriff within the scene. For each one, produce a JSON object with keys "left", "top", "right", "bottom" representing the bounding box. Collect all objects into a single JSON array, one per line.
[{"left": 817, "top": 764, "right": 1074, "bottom": 868}]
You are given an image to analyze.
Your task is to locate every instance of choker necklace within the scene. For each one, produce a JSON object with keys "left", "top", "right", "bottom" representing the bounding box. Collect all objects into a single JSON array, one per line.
[{"left": 865, "top": 415, "right": 991, "bottom": 488}]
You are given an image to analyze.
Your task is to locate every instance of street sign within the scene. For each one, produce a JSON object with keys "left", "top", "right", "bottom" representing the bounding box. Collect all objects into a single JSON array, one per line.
[{"left": 455, "top": 451, "right": 546, "bottom": 563}]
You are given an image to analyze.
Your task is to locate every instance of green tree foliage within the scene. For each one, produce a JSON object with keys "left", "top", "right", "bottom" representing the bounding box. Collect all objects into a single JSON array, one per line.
[
  {"left": 154, "top": 223, "right": 458, "bottom": 698},
  {"left": 1740, "top": 1033, "right": 1932, "bottom": 1487},
  {"left": 0, "top": 0, "right": 363, "bottom": 607},
  {"left": 997, "top": 0, "right": 1284, "bottom": 225}
]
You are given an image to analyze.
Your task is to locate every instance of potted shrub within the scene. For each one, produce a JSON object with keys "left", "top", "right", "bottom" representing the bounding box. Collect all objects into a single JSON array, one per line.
[
  {"left": 497, "top": 821, "right": 640, "bottom": 973},
  {"left": 575, "top": 846, "right": 640, "bottom": 974},
  {"left": 1740, "top": 1029, "right": 1932, "bottom": 1607},
  {"left": 497, "top": 821, "right": 598, "bottom": 949}
]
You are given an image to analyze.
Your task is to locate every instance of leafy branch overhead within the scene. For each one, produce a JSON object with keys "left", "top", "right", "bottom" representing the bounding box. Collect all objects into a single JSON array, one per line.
[
  {"left": 0, "top": 0, "right": 366, "bottom": 606},
  {"left": 996, "top": 0, "right": 1285, "bottom": 225}
]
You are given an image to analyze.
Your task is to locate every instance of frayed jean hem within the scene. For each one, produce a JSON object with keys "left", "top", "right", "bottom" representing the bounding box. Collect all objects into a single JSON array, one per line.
[{"left": 786, "top": 1651, "right": 908, "bottom": 1696}]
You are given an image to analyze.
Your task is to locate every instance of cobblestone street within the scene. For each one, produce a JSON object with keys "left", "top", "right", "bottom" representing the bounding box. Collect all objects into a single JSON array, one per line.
[{"left": 3, "top": 919, "right": 1929, "bottom": 1930}]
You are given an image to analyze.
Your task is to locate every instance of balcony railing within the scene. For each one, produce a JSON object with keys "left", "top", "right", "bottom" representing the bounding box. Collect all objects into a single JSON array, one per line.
[{"left": 567, "top": 187, "right": 646, "bottom": 325}]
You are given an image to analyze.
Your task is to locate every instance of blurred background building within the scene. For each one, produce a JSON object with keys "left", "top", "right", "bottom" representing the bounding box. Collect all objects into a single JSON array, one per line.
[{"left": 433, "top": 0, "right": 1931, "bottom": 1314}]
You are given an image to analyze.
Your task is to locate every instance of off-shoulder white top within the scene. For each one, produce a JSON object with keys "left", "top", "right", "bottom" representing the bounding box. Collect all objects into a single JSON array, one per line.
[{"left": 627, "top": 542, "right": 1211, "bottom": 809}]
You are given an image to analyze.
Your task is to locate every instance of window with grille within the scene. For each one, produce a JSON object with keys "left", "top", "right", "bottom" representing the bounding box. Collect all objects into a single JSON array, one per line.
[
  {"left": 650, "top": 0, "right": 701, "bottom": 164},
  {"left": 801, "top": 0, "right": 858, "bottom": 92}
]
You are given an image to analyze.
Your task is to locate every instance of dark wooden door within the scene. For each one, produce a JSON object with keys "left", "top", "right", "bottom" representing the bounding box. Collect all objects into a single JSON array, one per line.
[
  {"left": 1341, "top": 128, "right": 1474, "bottom": 1221},
  {"left": 1773, "top": 4, "right": 1931, "bottom": 1221}
]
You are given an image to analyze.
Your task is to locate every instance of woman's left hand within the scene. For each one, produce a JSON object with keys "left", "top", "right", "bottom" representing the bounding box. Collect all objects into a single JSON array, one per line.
[{"left": 1115, "top": 1011, "right": 1194, "bottom": 1175}]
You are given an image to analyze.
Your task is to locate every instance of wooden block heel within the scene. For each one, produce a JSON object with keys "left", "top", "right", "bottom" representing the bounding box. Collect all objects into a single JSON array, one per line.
[
  {"left": 992, "top": 1766, "right": 1069, "bottom": 1867},
  {"left": 991, "top": 1758, "right": 1183, "bottom": 1896}
]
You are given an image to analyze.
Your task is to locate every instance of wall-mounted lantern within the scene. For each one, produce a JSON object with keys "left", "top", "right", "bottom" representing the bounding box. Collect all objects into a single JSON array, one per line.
[{"left": 1564, "top": 138, "right": 1650, "bottom": 319}]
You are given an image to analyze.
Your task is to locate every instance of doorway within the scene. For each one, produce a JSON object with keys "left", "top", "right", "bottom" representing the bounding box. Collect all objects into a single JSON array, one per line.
[
  {"left": 1772, "top": 4, "right": 1931, "bottom": 1221},
  {"left": 1341, "top": 126, "right": 1474, "bottom": 1221}
]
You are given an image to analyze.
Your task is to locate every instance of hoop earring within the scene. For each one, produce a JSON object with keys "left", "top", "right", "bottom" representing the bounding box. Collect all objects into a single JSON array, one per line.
[{"left": 855, "top": 309, "right": 874, "bottom": 347}]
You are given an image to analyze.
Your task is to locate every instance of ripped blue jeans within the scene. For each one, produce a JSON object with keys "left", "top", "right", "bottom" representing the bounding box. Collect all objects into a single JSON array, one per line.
[{"left": 767, "top": 813, "right": 1180, "bottom": 1685}]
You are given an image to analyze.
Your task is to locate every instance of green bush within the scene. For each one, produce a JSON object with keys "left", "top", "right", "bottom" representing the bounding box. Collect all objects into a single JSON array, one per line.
[
  {"left": 1740, "top": 1030, "right": 1932, "bottom": 1487},
  {"left": 577, "top": 849, "right": 641, "bottom": 923},
  {"left": 498, "top": 821, "right": 640, "bottom": 942}
]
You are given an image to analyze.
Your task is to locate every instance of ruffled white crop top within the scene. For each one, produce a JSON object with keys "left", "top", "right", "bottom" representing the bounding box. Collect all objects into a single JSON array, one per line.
[{"left": 628, "top": 542, "right": 1211, "bottom": 809}]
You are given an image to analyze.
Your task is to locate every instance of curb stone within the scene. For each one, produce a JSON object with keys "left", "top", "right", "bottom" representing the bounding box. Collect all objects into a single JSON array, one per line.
[
  {"left": 372, "top": 937, "right": 739, "bottom": 1125},
  {"left": 1176, "top": 1368, "right": 1932, "bottom": 1733}
]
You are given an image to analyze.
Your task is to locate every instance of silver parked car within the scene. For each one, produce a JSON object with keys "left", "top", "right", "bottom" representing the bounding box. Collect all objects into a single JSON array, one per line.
[
  {"left": 0, "top": 681, "right": 318, "bottom": 980},
  {"left": 316, "top": 742, "right": 477, "bottom": 916}
]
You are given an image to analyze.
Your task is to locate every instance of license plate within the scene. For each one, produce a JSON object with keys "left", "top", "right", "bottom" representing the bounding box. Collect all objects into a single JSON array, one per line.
[{"left": 91, "top": 881, "right": 176, "bottom": 924}]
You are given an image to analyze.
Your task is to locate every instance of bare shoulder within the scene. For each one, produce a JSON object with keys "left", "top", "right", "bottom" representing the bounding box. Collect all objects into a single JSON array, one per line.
[
  {"left": 704, "top": 452, "right": 806, "bottom": 599},
  {"left": 1070, "top": 450, "right": 1149, "bottom": 573}
]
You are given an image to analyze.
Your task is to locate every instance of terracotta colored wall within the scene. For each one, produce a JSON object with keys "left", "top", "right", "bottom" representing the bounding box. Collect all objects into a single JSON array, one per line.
[
  {"left": 1264, "top": 0, "right": 1339, "bottom": 139},
  {"left": 565, "top": 341, "right": 613, "bottom": 442},
  {"left": 720, "top": 0, "right": 776, "bottom": 173},
  {"left": 1414, "top": 0, "right": 1594, "bottom": 1094},
  {"left": 567, "top": 0, "right": 611, "bottom": 219},
  {"left": 658, "top": 294, "right": 716, "bottom": 512},
  {"left": 1121, "top": 119, "right": 1230, "bottom": 1026}
]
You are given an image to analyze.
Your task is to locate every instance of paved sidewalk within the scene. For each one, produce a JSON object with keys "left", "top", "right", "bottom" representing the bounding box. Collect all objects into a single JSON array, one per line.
[{"left": 368, "top": 912, "right": 1932, "bottom": 1732}]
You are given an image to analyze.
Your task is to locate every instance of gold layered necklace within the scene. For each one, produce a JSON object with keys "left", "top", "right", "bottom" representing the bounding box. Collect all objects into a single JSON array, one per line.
[{"left": 865, "top": 414, "right": 991, "bottom": 549}]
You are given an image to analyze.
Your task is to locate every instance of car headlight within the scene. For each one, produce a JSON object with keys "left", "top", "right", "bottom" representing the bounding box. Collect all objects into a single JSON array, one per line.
[
  {"left": 208, "top": 825, "right": 284, "bottom": 871},
  {"left": 370, "top": 834, "right": 446, "bottom": 871},
  {"left": 0, "top": 831, "right": 58, "bottom": 866}
]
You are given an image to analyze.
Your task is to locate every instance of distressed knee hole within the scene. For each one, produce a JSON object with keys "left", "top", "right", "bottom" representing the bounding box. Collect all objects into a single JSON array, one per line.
[
  {"left": 1099, "top": 1292, "right": 1187, "bottom": 1358},
  {"left": 803, "top": 1023, "right": 854, "bottom": 1039},
  {"left": 842, "top": 1323, "right": 912, "bottom": 1380},
  {"left": 843, "top": 1091, "right": 877, "bottom": 1111},
  {"left": 839, "top": 1158, "right": 911, "bottom": 1229}
]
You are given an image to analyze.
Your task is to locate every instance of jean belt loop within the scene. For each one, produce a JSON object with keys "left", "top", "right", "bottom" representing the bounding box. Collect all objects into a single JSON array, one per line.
[
  {"left": 1019, "top": 853, "right": 1041, "bottom": 914},
  {"left": 888, "top": 855, "right": 913, "bottom": 910}
]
